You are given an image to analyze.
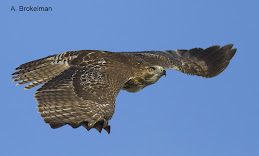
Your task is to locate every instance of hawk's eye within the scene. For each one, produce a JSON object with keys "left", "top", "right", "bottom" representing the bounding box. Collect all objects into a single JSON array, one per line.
[{"left": 148, "top": 67, "right": 155, "bottom": 72}]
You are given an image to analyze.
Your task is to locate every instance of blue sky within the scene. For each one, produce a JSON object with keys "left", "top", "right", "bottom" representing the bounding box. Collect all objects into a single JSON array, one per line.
[{"left": 1, "top": 0, "right": 258, "bottom": 155}]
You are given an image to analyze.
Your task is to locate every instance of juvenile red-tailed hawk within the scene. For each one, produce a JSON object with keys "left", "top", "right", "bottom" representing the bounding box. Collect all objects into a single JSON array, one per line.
[{"left": 11, "top": 44, "right": 236, "bottom": 133}]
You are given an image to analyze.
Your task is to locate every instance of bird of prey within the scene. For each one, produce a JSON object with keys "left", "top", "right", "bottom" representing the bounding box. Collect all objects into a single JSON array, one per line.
[{"left": 11, "top": 44, "right": 236, "bottom": 133}]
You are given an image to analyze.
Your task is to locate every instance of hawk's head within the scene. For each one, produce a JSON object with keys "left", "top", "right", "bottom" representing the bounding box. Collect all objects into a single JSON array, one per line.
[
  {"left": 144, "top": 65, "right": 166, "bottom": 85},
  {"left": 122, "top": 65, "right": 166, "bottom": 92}
]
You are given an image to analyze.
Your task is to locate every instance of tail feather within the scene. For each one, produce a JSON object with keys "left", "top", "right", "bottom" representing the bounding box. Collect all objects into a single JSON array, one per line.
[
  {"left": 15, "top": 55, "right": 56, "bottom": 70},
  {"left": 11, "top": 54, "right": 70, "bottom": 89}
]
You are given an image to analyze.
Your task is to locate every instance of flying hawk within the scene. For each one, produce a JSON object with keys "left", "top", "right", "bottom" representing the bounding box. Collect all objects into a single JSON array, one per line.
[{"left": 11, "top": 44, "right": 236, "bottom": 133}]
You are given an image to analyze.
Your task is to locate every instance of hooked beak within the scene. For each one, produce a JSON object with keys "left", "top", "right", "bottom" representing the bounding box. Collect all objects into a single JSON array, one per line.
[{"left": 163, "top": 70, "right": 167, "bottom": 77}]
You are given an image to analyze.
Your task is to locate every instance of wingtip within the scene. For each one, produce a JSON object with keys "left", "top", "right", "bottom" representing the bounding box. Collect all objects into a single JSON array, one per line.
[
  {"left": 224, "top": 44, "right": 234, "bottom": 49},
  {"left": 218, "top": 44, "right": 235, "bottom": 53},
  {"left": 207, "top": 44, "right": 234, "bottom": 51},
  {"left": 104, "top": 126, "right": 111, "bottom": 134}
]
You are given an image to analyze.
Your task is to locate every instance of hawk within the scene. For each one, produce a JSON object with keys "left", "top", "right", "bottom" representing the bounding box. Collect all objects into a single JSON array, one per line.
[{"left": 11, "top": 44, "right": 236, "bottom": 133}]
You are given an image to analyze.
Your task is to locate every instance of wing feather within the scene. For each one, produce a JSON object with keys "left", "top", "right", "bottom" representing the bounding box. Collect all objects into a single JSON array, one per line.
[
  {"left": 126, "top": 44, "right": 236, "bottom": 78},
  {"left": 35, "top": 66, "right": 128, "bottom": 133},
  {"left": 12, "top": 50, "right": 132, "bottom": 133}
]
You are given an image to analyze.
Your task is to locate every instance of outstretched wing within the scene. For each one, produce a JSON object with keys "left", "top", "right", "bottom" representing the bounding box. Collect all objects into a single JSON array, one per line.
[
  {"left": 11, "top": 50, "right": 131, "bottom": 133},
  {"left": 126, "top": 44, "right": 236, "bottom": 78},
  {"left": 35, "top": 66, "right": 128, "bottom": 133}
]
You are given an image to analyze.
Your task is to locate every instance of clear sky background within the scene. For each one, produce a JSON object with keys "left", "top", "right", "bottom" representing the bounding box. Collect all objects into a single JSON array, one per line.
[{"left": 1, "top": 0, "right": 258, "bottom": 156}]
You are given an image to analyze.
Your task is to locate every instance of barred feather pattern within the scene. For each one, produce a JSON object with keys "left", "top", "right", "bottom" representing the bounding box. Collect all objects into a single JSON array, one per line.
[
  {"left": 11, "top": 44, "right": 236, "bottom": 134},
  {"left": 34, "top": 67, "right": 113, "bottom": 133},
  {"left": 127, "top": 44, "right": 236, "bottom": 78},
  {"left": 11, "top": 52, "right": 78, "bottom": 89}
]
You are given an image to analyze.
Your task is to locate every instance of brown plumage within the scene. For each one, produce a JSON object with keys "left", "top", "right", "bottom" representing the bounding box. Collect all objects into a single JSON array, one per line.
[{"left": 11, "top": 44, "right": 236, "bottom": 133}]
